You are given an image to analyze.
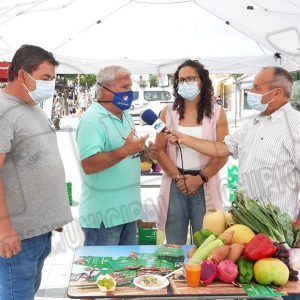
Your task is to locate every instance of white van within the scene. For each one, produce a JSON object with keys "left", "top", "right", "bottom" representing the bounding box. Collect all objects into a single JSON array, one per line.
[
  {"left": 129, "top": 90, "right": 148, "bottom": 117},
  {"left": 143, "top": 88, "right": 174, "bottom": 115},
  {"left": 129, "top": 87, "right": 174, "bottom": 124}
]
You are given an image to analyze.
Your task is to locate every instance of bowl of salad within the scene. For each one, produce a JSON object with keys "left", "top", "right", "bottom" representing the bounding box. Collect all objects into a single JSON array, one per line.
[{"left": 133, "top": 275, "right": 169, "bottom": 291}]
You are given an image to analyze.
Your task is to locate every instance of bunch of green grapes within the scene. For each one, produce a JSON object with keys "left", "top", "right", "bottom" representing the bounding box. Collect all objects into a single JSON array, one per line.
[{"left": 98, "top": 277, "right": 114, "bottom": 289}]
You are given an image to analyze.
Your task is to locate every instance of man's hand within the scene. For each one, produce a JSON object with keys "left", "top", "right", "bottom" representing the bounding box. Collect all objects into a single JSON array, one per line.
[
  {"left": 294, "top": 214, "right": 300, "bottom": 230},
  {"left": 176, "top": 175, "right": 203, "bottom": 195},
  {"left": 0, "top": 225, "right": 21, "bottom": 258},
  {"left": 142, "top": 141, "right": 159, "bottom": 161},
  {"left": 123, "top": 129, "right": 149, "bottom": 156},
  {"left": 294, "top": 217, "right": 300, "bottom": 247}
]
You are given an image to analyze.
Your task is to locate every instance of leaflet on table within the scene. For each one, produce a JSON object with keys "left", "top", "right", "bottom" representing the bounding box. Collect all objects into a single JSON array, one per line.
[{"left": 243, "top": 284, "right": 285, "bottom": 297}]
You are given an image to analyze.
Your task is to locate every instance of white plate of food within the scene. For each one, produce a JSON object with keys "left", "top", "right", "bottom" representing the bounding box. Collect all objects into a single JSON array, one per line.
[{"left": 133, "top": 275, "right": 169, "bottom": 291}]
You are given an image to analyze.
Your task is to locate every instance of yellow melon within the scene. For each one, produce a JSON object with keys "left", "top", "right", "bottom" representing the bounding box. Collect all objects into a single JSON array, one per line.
[
  {"left": 223, "top": 224, "right": 255, "bottom": 244},
  {"left": 141, "top": 161, "right": 152, "bottom": 172}
]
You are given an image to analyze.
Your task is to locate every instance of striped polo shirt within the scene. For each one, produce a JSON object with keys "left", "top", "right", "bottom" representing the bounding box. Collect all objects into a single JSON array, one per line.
[{"left": 224, "top": 103, "right": 300, "bottom": 221}]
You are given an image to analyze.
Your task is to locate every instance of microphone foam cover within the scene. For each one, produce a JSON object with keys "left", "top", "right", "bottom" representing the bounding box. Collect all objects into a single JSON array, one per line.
[{"left": 141, "top": 109, "right": 158, "bottom": 125}]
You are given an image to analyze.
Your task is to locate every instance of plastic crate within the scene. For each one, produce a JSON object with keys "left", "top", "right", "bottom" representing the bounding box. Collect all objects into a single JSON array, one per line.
[
  {"left": 228, "top": 165, "right": 238, "bottom": 189},
  {"left": 66, "top": 181, "right": 72, "bottom": 206},
  {"left": 229, "top": 188, "right": 236, "bottom": 202}
]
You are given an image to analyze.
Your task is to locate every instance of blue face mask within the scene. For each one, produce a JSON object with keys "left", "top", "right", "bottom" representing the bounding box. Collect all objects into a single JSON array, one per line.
[
  {"left": 23, "top": 72, "right": 55, "bottom": 105},
  {"left": 178, "top": 82, "right": 201, "bottom": 101},
  {"left": 97, "top": 82, "right": 133, "bottom": 110},
  {"left": 246, "top": 89, "right": 275, "bottom": 112}
]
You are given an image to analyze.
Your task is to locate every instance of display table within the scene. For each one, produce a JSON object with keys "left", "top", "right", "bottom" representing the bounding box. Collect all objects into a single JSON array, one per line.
[{"left": 67, "top": 245, "right": 300, "bottom": 299}]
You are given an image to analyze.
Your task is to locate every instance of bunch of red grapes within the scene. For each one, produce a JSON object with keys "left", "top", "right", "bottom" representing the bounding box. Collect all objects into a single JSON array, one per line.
[{"left": 273, "top": 242, "right": 298, "bottom": 281}]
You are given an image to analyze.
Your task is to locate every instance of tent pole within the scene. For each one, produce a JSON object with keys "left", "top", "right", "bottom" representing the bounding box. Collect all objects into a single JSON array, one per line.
[
  {"left": 234, "top": 78, "right": 237, "bottom": 128},
  {"left": 77, "top": 74, "right": 80, "bottom": 93}
]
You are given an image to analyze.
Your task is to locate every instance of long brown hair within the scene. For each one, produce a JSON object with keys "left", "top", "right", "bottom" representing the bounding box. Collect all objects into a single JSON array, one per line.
[{"left": 173, "top": 59, "right": 214, "bottom": 123}]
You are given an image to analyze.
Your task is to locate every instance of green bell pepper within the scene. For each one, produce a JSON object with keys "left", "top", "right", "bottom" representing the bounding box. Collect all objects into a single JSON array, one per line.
[
  {"left": 193, "top": 229, "right": 214, "bottom": 248},
  {"left": 237, "top": 256, "right": 254, "bottom": 284}
]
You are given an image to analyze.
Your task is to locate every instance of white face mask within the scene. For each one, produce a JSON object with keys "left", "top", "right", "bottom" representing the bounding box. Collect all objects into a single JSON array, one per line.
[
  {"left": 178, "top": 82, "right": 201, "bottom": 101},
  {"left": 23, "top": 72, "right": 55, "bottom": 105},
  {"left": 246, "top": 89, "right": 276, "bottom": 112}
]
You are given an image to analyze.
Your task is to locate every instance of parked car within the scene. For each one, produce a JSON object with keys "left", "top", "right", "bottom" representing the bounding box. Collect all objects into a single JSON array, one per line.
[
  {"left": 138, "top": 88, "right": 174, "bottom": 125},
  {"left": 129, "top": 91, "right": 148, "bottom": 117}
]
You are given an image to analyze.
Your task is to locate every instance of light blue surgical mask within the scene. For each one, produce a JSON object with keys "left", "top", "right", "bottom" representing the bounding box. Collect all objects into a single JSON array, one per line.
[
  {"left": 178, "top": 82, "right": 201, "bottom": 101},
  {"left": 23, "top": 72, "right": 55, "bottom": 105},
  {"left": 246, "top": 89, "right": 275, "bottom": 112}
]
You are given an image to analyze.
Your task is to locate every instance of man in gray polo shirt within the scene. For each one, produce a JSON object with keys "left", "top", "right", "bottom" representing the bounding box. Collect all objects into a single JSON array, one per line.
[{"left": 0, "top": 45, "right": 73, "bottom": 300}]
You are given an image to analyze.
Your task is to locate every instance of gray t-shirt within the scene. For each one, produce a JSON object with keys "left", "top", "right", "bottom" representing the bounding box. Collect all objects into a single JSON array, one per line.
[{"left": 0, "top": 92, "right": 73, "bottom": 240}]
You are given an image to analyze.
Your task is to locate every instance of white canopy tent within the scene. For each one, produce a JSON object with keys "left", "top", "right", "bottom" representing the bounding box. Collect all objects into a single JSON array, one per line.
[{"left": 0, "top": 0, "right": 299, "bottom": 74}]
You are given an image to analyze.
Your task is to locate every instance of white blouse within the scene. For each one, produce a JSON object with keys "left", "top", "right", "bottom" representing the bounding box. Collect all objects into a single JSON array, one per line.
[{"left": 176, "top": 125, "right": 202, "bottom": 170}]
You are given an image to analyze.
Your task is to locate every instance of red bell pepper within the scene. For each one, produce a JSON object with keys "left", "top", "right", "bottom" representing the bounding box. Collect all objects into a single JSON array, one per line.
[{"left": 243, "top": 233, "right": 276, "bottom": 261}]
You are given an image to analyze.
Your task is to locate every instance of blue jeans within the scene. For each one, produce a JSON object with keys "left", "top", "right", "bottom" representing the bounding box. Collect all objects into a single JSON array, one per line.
[
  {"left": 0, "top": 232, "right": 52, "bottom": 300},
  {"left": 165, "top": 181, "right": 206, "bottom": 244},
  {"left": 82, "top": 221, "right": 137, "bottom": 246}
]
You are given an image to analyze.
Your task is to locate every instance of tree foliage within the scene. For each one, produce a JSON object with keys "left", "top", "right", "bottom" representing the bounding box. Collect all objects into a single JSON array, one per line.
[
  {"left": 80, "top": 74, "right": 97, "bottom": 89},
  {"left": 149, "top": 74, "right": 159, "bottom": 87},
  {"left": 56, "top": 74, "right": 96, "bottom": 90},
  {"left": 230, "top": 73, "right": 243, "bottom": 80}
]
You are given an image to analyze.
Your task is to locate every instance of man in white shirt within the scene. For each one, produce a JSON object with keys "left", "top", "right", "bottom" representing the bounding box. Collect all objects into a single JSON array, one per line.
[{"left": 165, "top": 66, "right": 300, "bottom": 244}]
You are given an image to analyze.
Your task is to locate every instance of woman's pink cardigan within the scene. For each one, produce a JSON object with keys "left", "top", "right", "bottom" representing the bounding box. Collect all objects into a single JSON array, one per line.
[{"left": 156, "top": 103, "right": 223, "bottom": 231}]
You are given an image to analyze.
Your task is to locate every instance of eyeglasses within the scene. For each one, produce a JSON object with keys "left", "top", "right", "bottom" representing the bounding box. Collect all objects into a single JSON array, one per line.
[{"left": 177, "top": 76, "right": 199, "bottom": 84}]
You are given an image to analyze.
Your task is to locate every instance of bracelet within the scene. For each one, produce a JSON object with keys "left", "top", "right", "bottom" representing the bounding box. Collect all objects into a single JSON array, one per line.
[
  {"left": 199, "top": 171, "right": 208, "bottom": 183},
  {"left": 173, "top": 174, "right": 181, "bottom": 183}
]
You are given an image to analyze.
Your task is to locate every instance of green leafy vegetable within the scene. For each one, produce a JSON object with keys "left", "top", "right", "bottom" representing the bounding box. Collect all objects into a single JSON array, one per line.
[{"left": 231, "top": 191, "right": 299, "bottom": 248}]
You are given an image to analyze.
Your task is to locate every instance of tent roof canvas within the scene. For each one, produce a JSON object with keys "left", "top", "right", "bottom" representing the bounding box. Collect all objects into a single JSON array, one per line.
[{"left": 0, "top": 0, "right": 299, "bottom": 74}]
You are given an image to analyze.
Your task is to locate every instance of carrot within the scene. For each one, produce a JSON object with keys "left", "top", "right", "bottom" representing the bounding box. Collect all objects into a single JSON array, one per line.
[
  {"left": 227, "top": 244, "right": 244, "bottom": 262},
  {"left": 208, "top": 245, "right": 230, "bottom": 264},
  {"left": 218, "top": 230, "right": 234, "bottom": 245}
]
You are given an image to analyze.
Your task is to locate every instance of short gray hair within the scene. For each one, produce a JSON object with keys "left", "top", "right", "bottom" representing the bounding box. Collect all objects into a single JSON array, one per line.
[
  {"left": 96, "top": 65, "right": 131, "bottom": 98},
  {"left": 263, "top": 67, "right": 293, "bottom": 98}
]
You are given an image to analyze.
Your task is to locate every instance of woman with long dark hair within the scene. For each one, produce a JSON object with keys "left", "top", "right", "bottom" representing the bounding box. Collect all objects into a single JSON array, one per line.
[{"left": 155, "top": 59, "right": 229, "bottom": 244}]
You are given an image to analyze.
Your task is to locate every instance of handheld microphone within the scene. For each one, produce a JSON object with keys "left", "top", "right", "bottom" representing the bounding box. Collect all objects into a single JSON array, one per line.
[{"left": 141, "top": 109, "right": 167, "bottom": 133}]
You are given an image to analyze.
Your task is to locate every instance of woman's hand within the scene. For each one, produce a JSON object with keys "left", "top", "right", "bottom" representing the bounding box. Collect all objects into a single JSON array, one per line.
[
  {"left": 176, "top": 174, "right": 203, "bottom": 195},
  {"left": 165, "top": 130, "right": 185, "bottom": 145}
]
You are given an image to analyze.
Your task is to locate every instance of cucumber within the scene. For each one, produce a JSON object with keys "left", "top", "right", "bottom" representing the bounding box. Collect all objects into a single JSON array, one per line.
[
  {"left": 196, "top": 234, "right": 216, "bottom": 252},
  {"left": 190, "top": 239, "right": 224, "bottom": 263}
]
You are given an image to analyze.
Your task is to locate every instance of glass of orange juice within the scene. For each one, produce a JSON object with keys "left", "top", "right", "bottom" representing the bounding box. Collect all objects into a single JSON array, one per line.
[{"left": 184, "top": 258, "right": 202, "bottom": 288}]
